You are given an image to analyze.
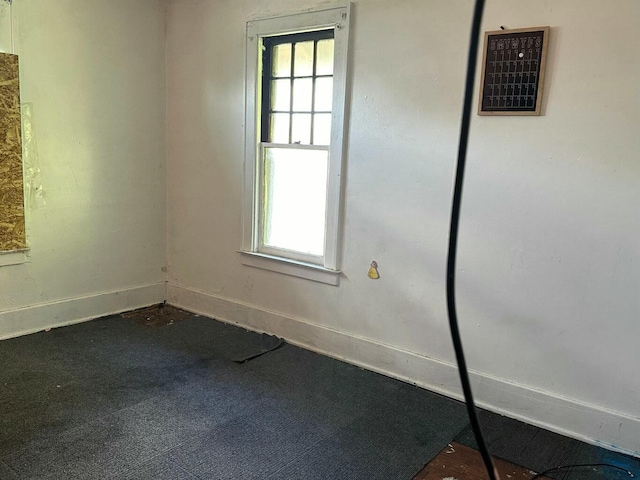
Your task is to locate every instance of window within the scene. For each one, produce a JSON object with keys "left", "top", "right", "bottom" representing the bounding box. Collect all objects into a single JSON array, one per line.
[{"left": 241, "top": 5, "right": 351, "bottom": 285}]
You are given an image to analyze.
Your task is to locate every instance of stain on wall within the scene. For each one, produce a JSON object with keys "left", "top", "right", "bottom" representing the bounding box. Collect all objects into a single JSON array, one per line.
[{"left": 0, "top": 53, "right": 26, "bottom": 251}]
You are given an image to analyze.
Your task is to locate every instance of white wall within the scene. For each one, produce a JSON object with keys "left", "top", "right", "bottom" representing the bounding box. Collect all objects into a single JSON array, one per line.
[
  {"left": 166, "top": 0, "right": 640, "bottom": 456},
  {"left": 462, "top": 0, "right": 639, "bottom": 421},
  {"left": 0, "top": 0, "right": 167, "bottom": 337},
  {"left": 0, "top": 3, "right": 12, "bottom": 53}
]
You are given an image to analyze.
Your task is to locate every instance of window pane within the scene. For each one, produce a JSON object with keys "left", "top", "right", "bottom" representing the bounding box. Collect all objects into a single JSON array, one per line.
[
  {"left": 293, "top": 41, "right": 313, "bottom": 76},
  {"left": 291, "top": 113, "right": 311, "bottom": 144},
  {"left": 292, "top": 78, "right": 312, "bottom": 111},
  {"left": 313, "top": 114, "right": 332, "bottom": 145},
  {"left": 270, "top": 79, "right": 291, "bottom": 111},
  {"left": 314, "top": 77, "right": 333, "bottom": 111},
  {"left": 269, "top": 113, "right": 290, "bottom": 143},
  {"left": 263, "top": 147, "right": 328, "bottom": 256},
  {"left": 316, "top": 39, "right": 334, "bottom": 75},
  {"left": 272, "top": 43, "right": 291, "bottom": 77}
]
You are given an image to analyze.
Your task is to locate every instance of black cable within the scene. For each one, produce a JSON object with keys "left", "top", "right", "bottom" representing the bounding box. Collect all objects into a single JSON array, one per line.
[
  {"left": 531, "top": 462, "right": 636, "bottom": 479},
  {"left": 446, "top": 0, "right": 498, "bottom": 480}
]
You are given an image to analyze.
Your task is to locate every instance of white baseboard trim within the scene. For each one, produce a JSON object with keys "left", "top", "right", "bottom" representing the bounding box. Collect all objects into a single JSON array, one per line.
[
  {"left": 0, "top": 283, "right": 166, "bottom": 340},
  {"left": 167, "top": 282, "right": 640, "bottom": 458}
]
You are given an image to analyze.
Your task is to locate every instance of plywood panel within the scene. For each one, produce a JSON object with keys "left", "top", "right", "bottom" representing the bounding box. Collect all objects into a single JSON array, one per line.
[
  {"left": 412, "top": 442, "right": 550, "bottom": 480},
  {"left": 0, "top": 52, "right": 26, "bottom": 251}
]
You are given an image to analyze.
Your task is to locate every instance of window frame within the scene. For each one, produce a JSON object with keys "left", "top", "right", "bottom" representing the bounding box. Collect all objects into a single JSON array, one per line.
[
  {"left": 261, "top": 29, "right": 335, "bottom": 146},
  {"left": 241, "top": 4, "right": 351, "bottom": 285},
  {"left": 257, "top": 143, "right": 330, "bottom": 264}
]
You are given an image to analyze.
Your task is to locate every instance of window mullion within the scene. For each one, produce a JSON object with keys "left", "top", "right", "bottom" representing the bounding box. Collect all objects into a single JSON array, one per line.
[
  {"left": 310, "top": 40, "right": 318, "bottom": 145},
  {"left": 288, "top": 43, "right": 295, "bottom": 143}
]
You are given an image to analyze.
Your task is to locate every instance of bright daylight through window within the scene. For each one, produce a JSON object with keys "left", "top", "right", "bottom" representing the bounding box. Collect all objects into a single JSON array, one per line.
[{"left": 242, "top": 5, "right": 350, "bottom": 285}]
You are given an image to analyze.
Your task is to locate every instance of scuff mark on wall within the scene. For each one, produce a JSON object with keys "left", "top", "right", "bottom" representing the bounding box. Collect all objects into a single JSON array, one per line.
[{"left": 22, "top": 103, "right": 46, "bottom": 211}]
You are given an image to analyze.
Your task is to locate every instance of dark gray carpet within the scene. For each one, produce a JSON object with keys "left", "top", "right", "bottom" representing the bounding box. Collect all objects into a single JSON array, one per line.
[{"left": 0, "top": 311, "right": 637, "bottom": 479}]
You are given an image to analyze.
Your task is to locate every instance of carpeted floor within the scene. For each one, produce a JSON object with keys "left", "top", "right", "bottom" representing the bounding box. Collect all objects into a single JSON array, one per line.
[{"left": 0, "top": 309, "right": 637, "bottom": 479}]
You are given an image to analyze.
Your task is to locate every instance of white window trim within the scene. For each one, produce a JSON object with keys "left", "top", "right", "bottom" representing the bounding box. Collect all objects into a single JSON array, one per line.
[
  {"left": 239, "top": 251, "right": 340, "bottom": 286},
  {"left": 241, "top": 3, "right": 351, "bottom": 285}
]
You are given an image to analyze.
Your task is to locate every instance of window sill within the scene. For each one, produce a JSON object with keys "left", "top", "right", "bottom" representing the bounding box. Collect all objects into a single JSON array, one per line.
[
  {"left": 0, "top": 250, "right": 29, "bottom": 267},
  {"left": 239, "top": 251, "right": 341, "bottom": 286}
]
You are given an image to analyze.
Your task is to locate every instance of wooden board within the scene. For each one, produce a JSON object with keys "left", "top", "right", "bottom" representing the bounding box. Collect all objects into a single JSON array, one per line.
[
  {"left": 412, "top": 442, "right": 550, "bottom": 480},
  {"left": 0, "top": 52, "right": 26, "bottom": 251},
  {"left": 121, "top": 304, "right": 195, "bottom": 327}
]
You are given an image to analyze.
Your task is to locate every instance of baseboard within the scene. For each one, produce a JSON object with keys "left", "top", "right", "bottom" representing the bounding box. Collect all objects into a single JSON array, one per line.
[
  {"left": 167, "top": 282, "right": 640, "bottom": 458},
  {"left": 0, "top": 282, "right": 166, "bottom": 340}
]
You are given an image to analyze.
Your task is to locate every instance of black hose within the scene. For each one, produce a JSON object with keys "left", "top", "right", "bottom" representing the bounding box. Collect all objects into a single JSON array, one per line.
[{"left": 445, "top": 1, "right": 499, "bottom": 480}]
